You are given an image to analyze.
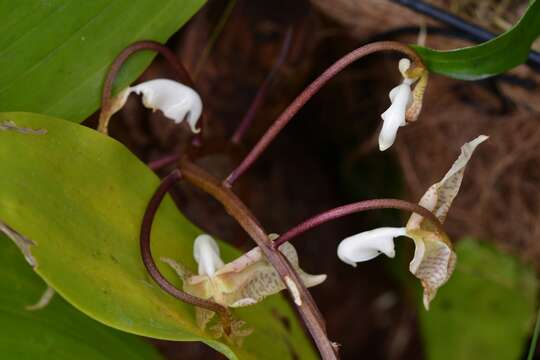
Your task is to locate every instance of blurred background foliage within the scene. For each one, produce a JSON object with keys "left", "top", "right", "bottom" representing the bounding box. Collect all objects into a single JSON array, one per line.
[{"left": 420, "top": 239, "right": 537, "bottom": 360}]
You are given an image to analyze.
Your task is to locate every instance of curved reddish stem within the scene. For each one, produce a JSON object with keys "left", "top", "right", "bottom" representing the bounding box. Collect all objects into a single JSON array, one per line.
[
  {"left": 179, "top": 160, "right": 337, "bottom": 359},
  {"left": 140, "top": 170, "right": 231, "bottom": 326},
  {"left": 98, "top": 40, "right": 206, "bottom": 143},
  {"left": 274, "top": 199, "right": 444, "bottom": 248},
  {"left": 231, "top": 27, "right": 293, "bottom": 144},
  {"left": 148, "top": 153, "right": 183, "bottom": 171},
  {"left": 224, "top": 41, "right": 423, "bottom": 187}
]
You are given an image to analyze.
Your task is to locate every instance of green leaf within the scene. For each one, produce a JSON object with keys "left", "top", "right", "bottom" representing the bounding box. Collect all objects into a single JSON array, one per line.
[
  {"left": 0, "top": 235, "right": 164, "bottom": 359},
  {"left": 527, "top": 307, "right": 540, "bottom": 360},
  {"left": 420, "top": 238, "right": 538, "bottom": 360},
  {"left": 414, "top": 0, "right": 540, "bottom": 80},
  {"left": 0, "top": 112, "right": 316, "bottom": 360},
  {"left": 0, "top": 0, "right": 204, "bottom": 122}
]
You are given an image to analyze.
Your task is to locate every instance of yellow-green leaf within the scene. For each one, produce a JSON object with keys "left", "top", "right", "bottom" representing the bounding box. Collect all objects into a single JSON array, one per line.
[
  {"left": 0, "top": 235, "right": 164, "bottom": 359},
  {"left": 0, "top": 112, "right": 316, "bottom": 360}
]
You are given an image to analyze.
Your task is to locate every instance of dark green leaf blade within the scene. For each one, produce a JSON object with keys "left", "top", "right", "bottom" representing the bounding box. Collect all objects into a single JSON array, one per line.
[
  {"left": 0, "top": 0, "right": 204, "bottom": 122},
  {"left": 420, "top": 239, "right": 538, "bottom": 360},
  {"left": 414, "top": 0, "right": 540, "bottom": 80},
  {"left": 0, "top": 112, "right": 317, "bottom": 360},
  {"left": 0, "top": 234, "right": 164, "bottom": 360}
]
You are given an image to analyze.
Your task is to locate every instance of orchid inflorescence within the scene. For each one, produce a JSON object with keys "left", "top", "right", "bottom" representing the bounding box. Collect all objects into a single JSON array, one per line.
[{"left": 100, "top": 40, "right": 488, "bottom": 359}]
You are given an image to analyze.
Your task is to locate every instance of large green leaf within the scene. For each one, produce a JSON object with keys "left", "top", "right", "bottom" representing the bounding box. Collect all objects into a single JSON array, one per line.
[
  {"left": 0, "top": 0, "right": 204, "bottom": 122},
  {"left": 0, "top": 112, "right": 316, "bottom": 360},
  {"left": 420, "top": 239, "right": 538, "bottom": 360},
  {"left": 414, "top": 0, "right": 540, "bottom": 80},
  {"left": 0, "top": 235, "right": 164, "bottom": 360}
]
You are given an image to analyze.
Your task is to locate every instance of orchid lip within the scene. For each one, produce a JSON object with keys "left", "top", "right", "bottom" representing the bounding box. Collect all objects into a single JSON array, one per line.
[
  {"left": 337, "top": 227, "right": 407, "bottom": 266},
  {"left": 378, "top": 57, "right": 424, "bottom": 152},
  {"left": 108, "top": 79, "right": 203, "bottom": 134},
  {"left": 379, "top": 82, "right": 412, "bottom": 151},
  {"left": 131, "top": 79, "right": 203, "bottom": 133}
]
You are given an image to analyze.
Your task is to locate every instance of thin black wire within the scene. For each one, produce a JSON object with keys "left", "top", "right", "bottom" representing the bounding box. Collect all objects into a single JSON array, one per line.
[{"left": 390, "top": 0, "right": 540, "bottom": 72}]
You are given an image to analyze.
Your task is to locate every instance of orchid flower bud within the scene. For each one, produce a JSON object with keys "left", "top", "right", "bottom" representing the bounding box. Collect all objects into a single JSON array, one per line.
[
  {"left": 337, "top": 227, "right": 406, "bottom": 266},
  {"left": 193, "top": 234, "right": 225, "bottom": 277}
]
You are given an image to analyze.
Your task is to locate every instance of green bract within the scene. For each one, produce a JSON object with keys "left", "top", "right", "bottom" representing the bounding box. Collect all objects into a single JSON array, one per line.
[
  {"left": 0, "top": 112, "right": 316, "bottom": 360},
  {"left": 414, "top": 0, "right": 540, "bottom": 80},
  {"left": 0, "top": 0, "right": 204, "bottom": 122}
]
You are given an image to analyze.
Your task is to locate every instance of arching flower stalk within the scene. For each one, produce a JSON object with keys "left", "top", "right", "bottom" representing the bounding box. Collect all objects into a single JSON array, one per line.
[
  {"left": 140, "top": 170, "right": 234, "bottom": 337},
  {"left": 97, "top": 40, "right": 205, "bottom": 138},
  {"left": 224, "top": 41, "right": 427, "bottom": 187},
  {"left": 141, "top": 164, "right": 335, "bottom": 355},
  {"left": 162, "top": 233, "right": 326, "bottom": 343},
  {"left": 337, "top": 135, "right": 488, "bottom": 308}
]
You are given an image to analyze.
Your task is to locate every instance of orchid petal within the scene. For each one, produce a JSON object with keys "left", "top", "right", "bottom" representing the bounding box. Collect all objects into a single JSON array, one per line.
[
  {"left": 398, "top": 58, "right": 411, "bottom": 77},
  {"left": 215, "top": 242, "right": 326, "bottom": 308},
  {"left": 406, "top": 228, "right": 456, "bottom": 309},
  {"left": 193, "top": 234, "right": 225, "bottom": 277}
]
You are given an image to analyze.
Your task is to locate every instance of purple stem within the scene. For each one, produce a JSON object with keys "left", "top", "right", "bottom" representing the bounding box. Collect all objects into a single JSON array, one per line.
[
  {"left": 274, "top": 198, "right": 444, "bottom": 248},
  {"left": 224, "top": 41, "right": 423, "bottom": 187},
  {"left": 231, "top": 27, "right": 293, "bottom": 144},
  {"left": 99, "top": 40, "right": 207, "bottom": 142},
  {"left": 140, "top": 170, "right": 231, "bottom": 322},
  {"left": 148, "top": 153, "right": 182, "bottom": 171},
  {"left": 180, "top": 160, "right": 337, "bottom": 359}
]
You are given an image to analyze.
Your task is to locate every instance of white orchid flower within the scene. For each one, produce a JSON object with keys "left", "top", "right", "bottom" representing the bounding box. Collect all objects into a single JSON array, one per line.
[
  {"left": 161, "top": 233, "right": 326, "bottom": 337},
  {"left": 379, "top": 58, "right": 428, "bottom": 151},
  {"left": 338, "top": 135, "right": 488, "bottom": 309},
  {"left": 99, "top": 78, "right": 202, "bottom": 133}
]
